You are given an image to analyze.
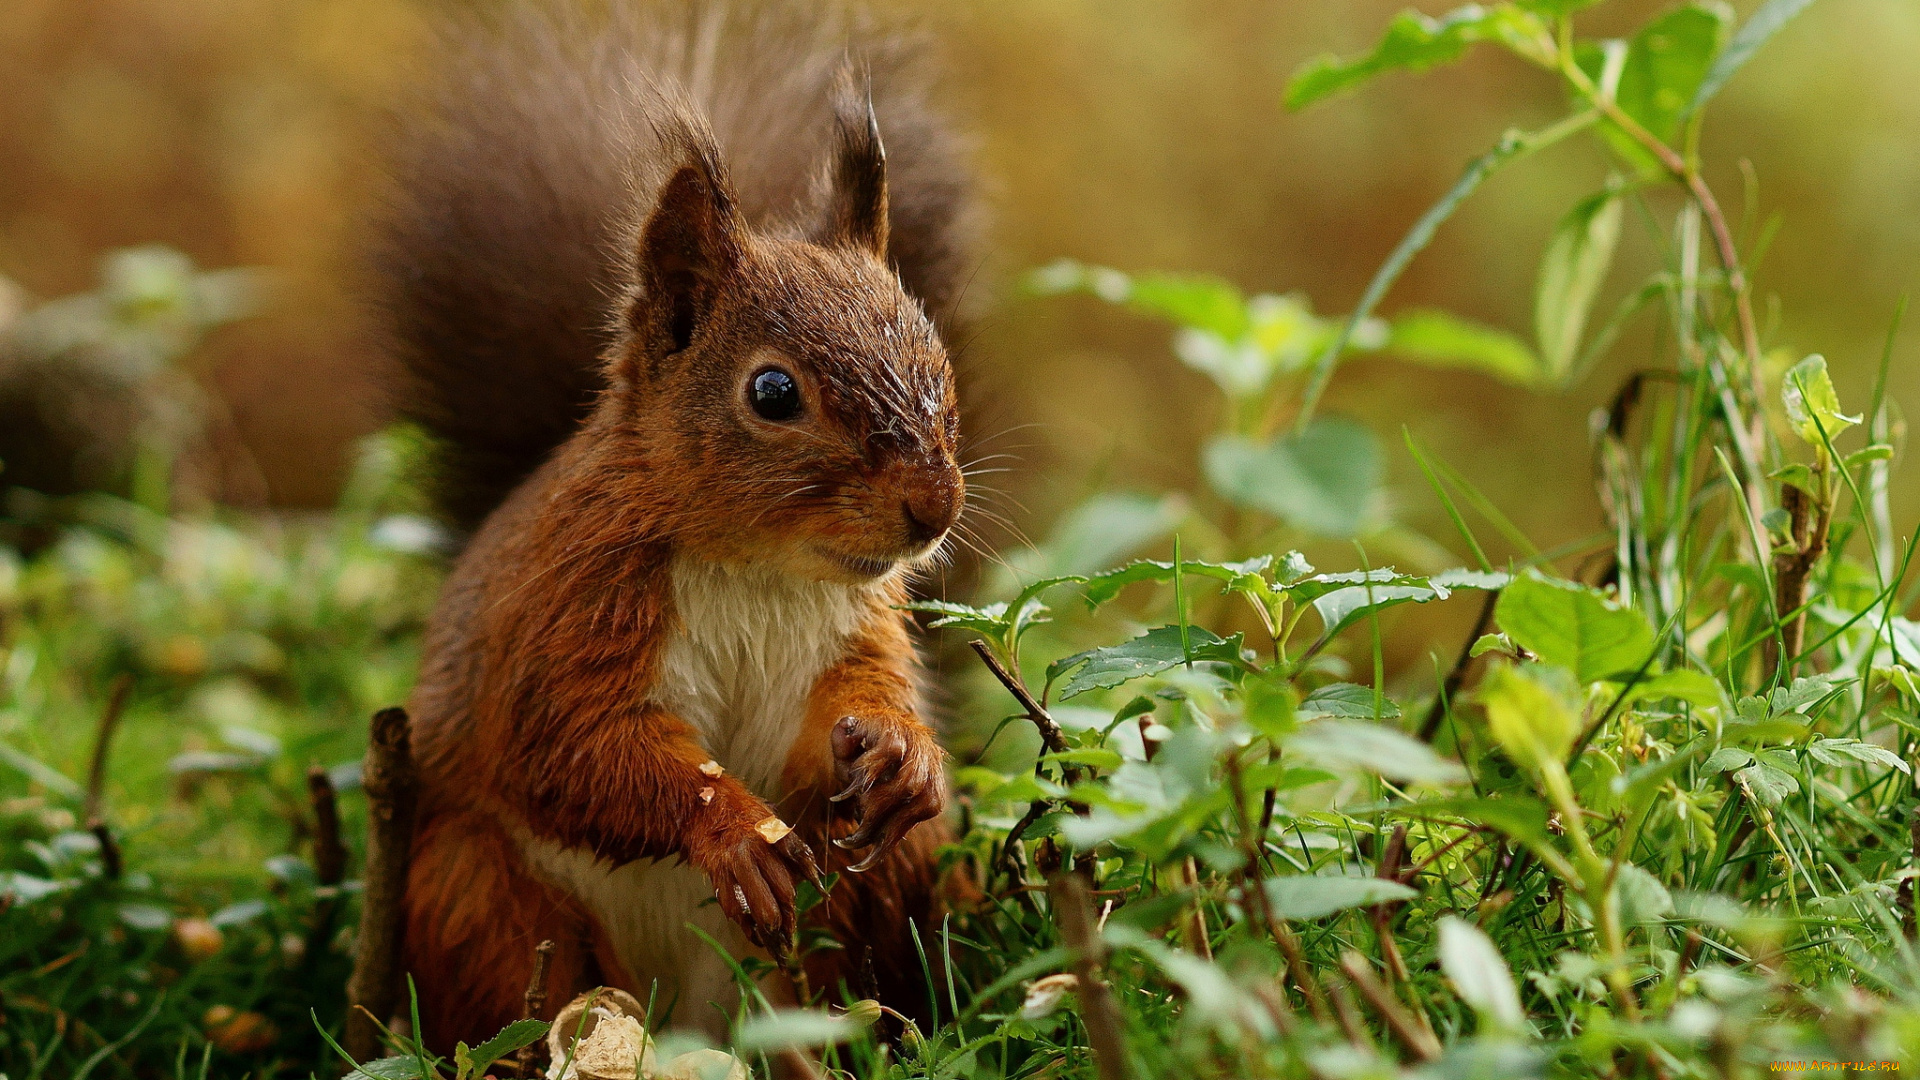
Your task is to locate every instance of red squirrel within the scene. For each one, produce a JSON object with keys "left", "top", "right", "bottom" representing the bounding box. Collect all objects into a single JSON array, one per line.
[{"left": 371, "top": 2, "right": 979, "bottom": 1048}]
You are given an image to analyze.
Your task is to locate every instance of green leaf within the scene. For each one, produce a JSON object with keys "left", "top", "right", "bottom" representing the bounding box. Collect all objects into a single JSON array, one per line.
[
  {"left": 1734, "top": 761, "right": 1798, "bottom": 807},
  {"left": 1310, "top": 578, "right": 1451, "bottom": 642},
  {"left": 1611, "top": 668, "right": 1722, "bottom": 710},
  {"left": 1286, "top": 5, "right": 1549, "bottom": 110},
  {"left": 1298, "top": 682, "right": 1402, "bottom": 720},
  {"left": 468, "top": 1019, "right": 550, "bottom": 1073},
  {"left": 901, "top": 599, "right": 1010, "bottom": 638},
  {"left": 1028, "top": 260, "right": 1250, "bottom": 339},
  {"left": 1040, "top": 747, "right": 1126, "bottom": 772},
  {"left": 1580, "top": 4, "right": 1732, "bottom": 171},
  {"left": 1808, "top": 738, "right": 1911, "bottom": 775},
  {"left": 1782, "top": 354, "right": 1861, "bottom": 446},
  {"left": 350, "top": 1059, "right": 430, "bottom": 1080},
  {"left": 1534, "top": 187, "right": 1623, "bottom": 381},
  {"left": 1082, "top": 556, "right": 1272, "bottom": 609},
  {"left": 1703, "top": 747, "right": 1753, "bottom": 773},
  {"left": 1687, "top": 0, "right": 1821, "bottom": 115},
  {"left": 1385, "top": 309, "right": 1541, "bottom": 384},
  {"left": 1438, "top": 916, "right": 1527, "bottom": 1031},
  {"left": 1479, "top": 662, "right": 1580, "bottom": 769},
  {"left": 1496, "top": 570, "right": 1657, "bottom": 684},
  {"left": 1204, "top": 418, "right": 1383, "bottom": 538},
  {"left": 1392, "top": 795, "right": 1550, "bottom": 846},
  {"left": 1265, "top": 874, "right": 1417, "bottom": 920},
  {"left": 1291, "top": 720, "right": 1467, "bottom": 785},
  {"left": 1051, "top": 625, "right": 1246, "bottom": 700},
  {"left": 1615, "top": 863, "right": 1675, "bottom": 925}
]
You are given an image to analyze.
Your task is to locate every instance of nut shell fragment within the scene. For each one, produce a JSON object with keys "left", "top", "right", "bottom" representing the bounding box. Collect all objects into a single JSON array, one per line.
[
  {"left": 755, "top": 816, "right": 793, "bottom": 844},
  {"left": 698, "top": 760, "right": 724, "bottom": 778}
]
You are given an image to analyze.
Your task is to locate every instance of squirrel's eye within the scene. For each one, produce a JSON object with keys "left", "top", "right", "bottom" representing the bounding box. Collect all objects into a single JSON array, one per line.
[{"left": 748, "top": 367, "right": 802, "bottom": 421}]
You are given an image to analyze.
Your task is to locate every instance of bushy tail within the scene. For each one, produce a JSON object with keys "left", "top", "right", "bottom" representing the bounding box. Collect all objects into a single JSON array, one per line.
[{"left": 372, "top": 1, "right": 979, "bottom": 530}]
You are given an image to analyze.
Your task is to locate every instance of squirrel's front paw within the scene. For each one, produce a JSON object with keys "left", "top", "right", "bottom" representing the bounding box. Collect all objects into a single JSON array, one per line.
[
  {"left": 690, "top": 790, "right": 822, "bottom": 953},
  {"left": 829, "top": 714, "right": 949, "bottom": 872}
]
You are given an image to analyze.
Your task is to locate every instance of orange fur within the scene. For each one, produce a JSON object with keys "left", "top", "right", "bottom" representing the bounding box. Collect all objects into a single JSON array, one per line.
[{"left": 384, "top": 6, "right": 976, "bottom": 1051}]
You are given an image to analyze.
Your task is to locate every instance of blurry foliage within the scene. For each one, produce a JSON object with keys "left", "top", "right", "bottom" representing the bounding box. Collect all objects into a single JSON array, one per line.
[{"left": 0, "top": 246, "right": 266, "bottom": 511}]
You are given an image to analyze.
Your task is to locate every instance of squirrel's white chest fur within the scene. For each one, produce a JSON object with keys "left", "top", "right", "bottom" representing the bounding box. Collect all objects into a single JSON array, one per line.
[
  {"left": 519, "top": 555, "right": 871, "bottom": 1025},
  {"left": 651, "top": 555, "right": 871, "bottom": 795}
]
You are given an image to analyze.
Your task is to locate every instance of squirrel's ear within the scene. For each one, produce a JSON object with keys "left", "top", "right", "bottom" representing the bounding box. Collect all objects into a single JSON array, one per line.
[
  {"left": 814, "top": 71, "right": 889, "bottom": 261},
  {"left": 634, "top": 126, "right": 744, "bottom": 355}
]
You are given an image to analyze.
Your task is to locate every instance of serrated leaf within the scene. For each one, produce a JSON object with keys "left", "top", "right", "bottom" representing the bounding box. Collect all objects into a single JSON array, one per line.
[
  {"left": 1815, "top": 739, "right": 1910, "bottom": 775},
  {"left": 1432, "top": 568, "right": 1512, "bottom": 591},
  {"left": 1385, "top": 309, "right": 1541, "bottom": 384},
  {"left": 1204, "top": 418, "right": 1383, "bottom": 538},
  {"left": 1535, "top": 187, "right": 1623, "bottom": 381},
  {"left": 1311, "top": 579, "right": 1450, "bottom": 641},
  {"left": 1265, "top": 874, "right": 1417, "bottom": 920},
  {"left": 1082, "top": 556, "right": 1272, "bottom": 609},
  {"left": 1291, "top": 720, "right": 1467, "bottom": 785},
  {"left": 1439, "top": 916, "right": 1526, "bottom": 1030},
  {"left": 1703, "top": 747, "right": 1753, "bottom": 773},
  {"left": 902, "top": 599, "right": 1010, "bottom": 638},
  {"left": 349, "top": 1058, "right": 430, "bottom": 1080},
  {"left": 468, "top": 1018, "right": 550, "bottom": 1071},
  {"left": 1051, "top": 626, "right": 1246, "bottom": 700},
  {"left": 1734, "top": 761, "right": 1799, "bottom": 806},
  {"left": 1286, "top": 5, "right": 1549, "bottom": 110},
  {"left": 1298, "top": 682, "right": 1401, "bottom": 720},
  {"left": 1782, "top": 354, "right": 1861, "bottom": 446},
  {"left": 1496, "top": 570, "right": 1656, "bottom": 684}
]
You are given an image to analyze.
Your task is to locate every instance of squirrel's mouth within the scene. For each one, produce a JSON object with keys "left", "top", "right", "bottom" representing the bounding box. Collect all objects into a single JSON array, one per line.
[{"left": 820, "top": 548, "right": 901, "bottom": 579}]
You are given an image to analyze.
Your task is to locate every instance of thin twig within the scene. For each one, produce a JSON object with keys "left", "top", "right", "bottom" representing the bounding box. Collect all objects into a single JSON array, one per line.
[
  {"left": 308, "top": 766, "right": 347, "bottom": 886},
  {"left": 1419, "top": 590, "right": 1497, "bottom": 741},
  {"left": 346, "top": 707, "right": 418, "bottom": 1062},
  {"left": 1050, "top": 874, "right": 1131, "bottom": 1080},
  {"left": 83, "top": 674, "right": 133, "bottom": 881},
  {"left": 514, "top": 939, "right": 556, "bottom": 1078},
  {"left": 305, "top": 765, "right": 348, "bottom": 963},
  {"left": 1340, "top": 951, "right": 1441, "bottom": 1062},
  {"left": 968, "top": 639, "right": 1068, "bottom": 755}
]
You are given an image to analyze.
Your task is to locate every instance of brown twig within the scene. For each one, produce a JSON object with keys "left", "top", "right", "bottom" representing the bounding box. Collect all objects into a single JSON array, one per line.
[
  {"left": 305, "top": 765, "right": 348, "bottom": 962},
  {"left": 308, "top": 766, "right": 347, "bottom": 886},
  {"left": 1904, "top": 809, "right": 1920, "bottom": 939},
  {"left": 1339, "top": 951, "right": 1440, "bottom": 1063},
  {"left": 83, "top": 674, "right": 133, "bottom": 881},
  {"left": 514, "top": 939, "right": 556, "bottom": 1078},
  {"left": 1767, "top": 481, "right": 1832, "bottom": 674},
  {"left": 346, "top": 707, "right": 418, "bottom": 1062},
  {"left": 1050, "top": 874, "right": 1131, "bottom": 1080},
  {"left": 1419, "top": 590, "right": 1497, "bottom": 741},
  {"left": 968, "top": 640, "right": 1069, "bottom": 755},
  {"left": 1224, "top": 751, "right": 1331, "bottom": 1022},
  {"left": 1370, "top": 826, "right": 1410, "bottom": 984}
]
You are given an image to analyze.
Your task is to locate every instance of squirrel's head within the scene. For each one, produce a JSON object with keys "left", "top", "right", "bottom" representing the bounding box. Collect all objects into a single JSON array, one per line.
[{"left": 605, "top": 93, "right": 963, "bottom": 586}]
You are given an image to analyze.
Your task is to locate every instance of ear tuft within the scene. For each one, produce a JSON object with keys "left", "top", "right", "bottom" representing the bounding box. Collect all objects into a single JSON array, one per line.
[
  {"left": 634, "top": 113, "right": 745, "bottom": 355},
  {"left": 815, "top": 66, "right": 890, "bottom": 260}
]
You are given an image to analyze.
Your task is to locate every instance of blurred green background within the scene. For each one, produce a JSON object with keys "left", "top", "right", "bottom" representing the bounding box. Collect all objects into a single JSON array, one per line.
[{"left": 1, "top": 0, "right": 1914, "bottom": 562}]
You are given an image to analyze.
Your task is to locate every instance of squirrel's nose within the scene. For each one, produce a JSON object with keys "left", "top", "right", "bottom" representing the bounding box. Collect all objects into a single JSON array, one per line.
[{"left": 902, "top": 475, "right": 962, "bottom": 547}]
